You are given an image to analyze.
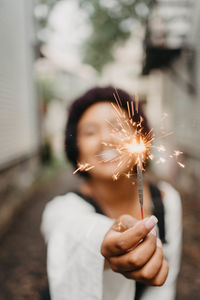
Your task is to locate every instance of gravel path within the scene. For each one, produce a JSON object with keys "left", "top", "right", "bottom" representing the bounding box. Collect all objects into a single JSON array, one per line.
[{"left": 0, "top": 167, "right": 79, "bottom": 300}]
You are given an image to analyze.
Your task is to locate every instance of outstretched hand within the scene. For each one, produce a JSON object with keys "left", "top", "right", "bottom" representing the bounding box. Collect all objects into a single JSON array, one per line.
[{"left": 101, "top": 215, "right": 168, "bottom": 286}]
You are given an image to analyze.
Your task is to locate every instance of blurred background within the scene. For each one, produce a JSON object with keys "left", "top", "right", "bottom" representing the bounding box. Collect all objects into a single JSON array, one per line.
[{"left": 0, "top": 0, "right": 199, "bottom": 299}]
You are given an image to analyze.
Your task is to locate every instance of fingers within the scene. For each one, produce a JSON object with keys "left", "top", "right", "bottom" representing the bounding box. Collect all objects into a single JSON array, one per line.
[
  {"left": 122, "top": 244, "right": 167, "bottom": 286},
  {"left": 150, "top": 259, "right": 169, "bottom": 286},
  {"left": 101, "top": 215, "right": 158, "bottom": 258},
  {"left": 109, "top": 233, "right": 157, "bottom": 272}
]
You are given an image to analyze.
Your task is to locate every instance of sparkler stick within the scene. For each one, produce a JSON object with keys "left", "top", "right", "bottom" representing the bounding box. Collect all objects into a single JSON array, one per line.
[
  {"left": 137, "top": 156, "right": 144, "bottom": 219},
  {"left": 136, "top": 132, "right": 144, "bottom": 219}
]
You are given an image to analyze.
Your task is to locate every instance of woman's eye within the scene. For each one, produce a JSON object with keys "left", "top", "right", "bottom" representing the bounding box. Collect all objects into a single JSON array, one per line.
[{"left": 83, "top": 130, "right": 96, "bottom": 136}]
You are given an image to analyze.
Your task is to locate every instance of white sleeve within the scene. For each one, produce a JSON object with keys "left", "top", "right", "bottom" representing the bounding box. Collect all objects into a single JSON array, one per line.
[
  {"left": 41, "top": 193, "right": 114, "bottom": 300},
  {"left": 141, "top": 182, "right": 182, "bottom": 300}
]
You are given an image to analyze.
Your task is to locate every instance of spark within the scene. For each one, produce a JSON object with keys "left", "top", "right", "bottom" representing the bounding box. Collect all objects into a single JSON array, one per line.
[
  {"left": 102, "top": 118, "right": 151, "bottom": 181},
  {"left": 177, "top": 162, "right": 185, "bottom": 168},
  {"left": 125, "top": 139, "right": 146, "bottom": 153},
  {"left": 125, "top": 172, "right": 133, "bottom": 179},
  {"left": 112, "top": 174, "right": 119, "bottom": 181},
  {"left": 156, "top": 157, "right": 166, "bottom": 164},
  {"left": 160, "top": 112, "right": 168, "bottom": 121},
  {"left": 73, "top": 163, "right": 94, "bottom": 174},
  {"left": 172, "top": 150, "right": 184, "bottom": 168},
  {"left": 174, "top": 150, "right": 183, "bottom": 157},
  {"left": 157, "top": 145, "right": 166, "bottom": 152}
]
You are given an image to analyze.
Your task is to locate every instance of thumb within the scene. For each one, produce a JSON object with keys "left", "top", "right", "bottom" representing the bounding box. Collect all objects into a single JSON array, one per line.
[{"left": 112, "top": 214, "right": 139, "bottom": 233}]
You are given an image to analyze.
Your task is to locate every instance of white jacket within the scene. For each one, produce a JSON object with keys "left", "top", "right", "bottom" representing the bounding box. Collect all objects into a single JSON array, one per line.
[{"left": 41, "top": 182, "right": 182, "bottom": 300}]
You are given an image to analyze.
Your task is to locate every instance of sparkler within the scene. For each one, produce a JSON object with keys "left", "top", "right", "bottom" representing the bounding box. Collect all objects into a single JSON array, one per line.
[
  {"left": 103, "top": 93, "right": 152, "bottom": 219},
  {"left": 74, "top": 92, "right": 184, "bottom": 220},
  {"left": 136, "top": 132, "right": 144, "bottom": 219}
]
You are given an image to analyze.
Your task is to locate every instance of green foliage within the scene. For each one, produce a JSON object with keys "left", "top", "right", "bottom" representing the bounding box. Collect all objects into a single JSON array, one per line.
[
  {"left": 35, "top": 0, "right": 61, "bottom": 28},
  {"left": 37, "top": 77, "right": 56, "bottom": 104},
  {"left": 81, "top": 2, "right": 130, "bottom": 71},
  {"left": 36, "top": 0, "right": 155, "bottom": 72},
  {"left": 35, "top": 0, "right": 58, "bottom": 8},
  {"left": 78, "top": 0, "right": 155, "bottom": 72}
]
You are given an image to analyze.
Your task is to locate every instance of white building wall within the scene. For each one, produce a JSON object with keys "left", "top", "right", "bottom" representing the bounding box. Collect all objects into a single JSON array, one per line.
[
  {"left": 153, "top": 1, "right": 200, "bottom": 191},
  {"left": 162, "top": 0, "right": 200, "bottom": 156},
  {"left": 0, "top": 0, "right": 39, "bottom": 169}
]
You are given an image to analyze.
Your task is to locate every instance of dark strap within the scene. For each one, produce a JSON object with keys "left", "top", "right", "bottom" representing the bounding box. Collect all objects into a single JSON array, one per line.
[
  {"left": 75, "top": 191, "right": 104, "bottom": 214},
  {"left": 40, "top": 285, "right": 51, "bottom": 300},
  {"left": 149, "top": 183, "right": 166, "bottom": 244}
]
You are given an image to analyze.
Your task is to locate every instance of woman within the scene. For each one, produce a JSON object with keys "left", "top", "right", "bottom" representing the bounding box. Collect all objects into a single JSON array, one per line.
[{"left": 41, "top": 87, "right": 182, "bottom": 300}]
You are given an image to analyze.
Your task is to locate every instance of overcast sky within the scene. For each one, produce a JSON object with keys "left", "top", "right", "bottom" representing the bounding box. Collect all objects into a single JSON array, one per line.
[{"left": 47, "top": 0, "right": 91, "bottom": 64}]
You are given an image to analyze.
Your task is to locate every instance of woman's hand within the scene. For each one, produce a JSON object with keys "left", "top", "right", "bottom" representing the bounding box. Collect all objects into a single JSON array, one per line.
[{"left": 101, "top": 215, "right": 169, "bottom": 286}]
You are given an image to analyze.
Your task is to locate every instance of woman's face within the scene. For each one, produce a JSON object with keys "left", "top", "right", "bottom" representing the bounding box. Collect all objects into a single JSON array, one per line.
[{"left": 77, "top": 102, "right": 131, "bottom": 179}]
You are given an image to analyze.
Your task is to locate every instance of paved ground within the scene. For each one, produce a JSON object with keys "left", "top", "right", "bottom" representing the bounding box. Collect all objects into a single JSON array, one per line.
[
  {"left": 0, "top": 166, "right": 199, "bottom": 299},
  {"left": 176, "top": 192, "right": 200, "bottom": 299},
  {"left": 0, "top": 166, "right": 79, "bottom": 300}
]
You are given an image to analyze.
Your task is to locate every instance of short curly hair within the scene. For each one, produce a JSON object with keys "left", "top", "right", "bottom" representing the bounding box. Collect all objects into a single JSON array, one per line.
[{"left": 65, "top": 86, "right": 149, "bottom": 173}]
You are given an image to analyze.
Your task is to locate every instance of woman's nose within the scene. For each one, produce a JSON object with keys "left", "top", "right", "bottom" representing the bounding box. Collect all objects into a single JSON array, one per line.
[{"left": 100, "top": 128, "right": 111, "bottom": 143}]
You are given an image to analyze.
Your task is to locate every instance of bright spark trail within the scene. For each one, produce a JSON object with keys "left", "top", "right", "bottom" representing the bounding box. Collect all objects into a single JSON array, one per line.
[{"left": 73, "top": 92, "right": 184, "bottom": 220}]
